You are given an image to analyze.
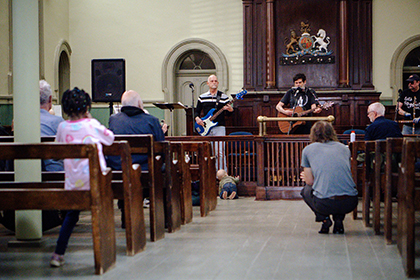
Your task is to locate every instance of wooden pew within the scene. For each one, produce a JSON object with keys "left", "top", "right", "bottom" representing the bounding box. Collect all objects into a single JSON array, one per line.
[
  {"left": 397, "top": 138, "right": 420, "bottom": 277},
  {"left": 384, "top": 137, "right": 404, "bottom": 244},
  {"left": 169, "top": 142, "right": 192, "bottom": 225},
  {"left": 102, "top": 141, "right": 146, "bottom": 255},
  {"left": 350, "top": 140, "right": 374, "bottom": 226},
  {"left": 350, "top": 140, "right": 366, "bottom": 220},
  {"left": 0, "top": 143, "right": 115, "bottom": 275},
  {"left": 373, "top": 140, "right": 386, "bottom": 235},
  {"left": 171, "top": 141, "right": 217, "bottom": 218},
  {"left": 0, "top": 138, "right": 146, "bottom": 256},
  {"left": 363, "top": 141, "right": 376, "bottom": 227},
  {"left": 113, "top": 135, "right": 170, "bottom": 242}
]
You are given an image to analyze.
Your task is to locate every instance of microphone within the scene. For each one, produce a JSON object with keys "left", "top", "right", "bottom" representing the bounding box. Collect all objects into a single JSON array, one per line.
[{"left": 189, "top": 83, "right": 194, "bottom": 90}]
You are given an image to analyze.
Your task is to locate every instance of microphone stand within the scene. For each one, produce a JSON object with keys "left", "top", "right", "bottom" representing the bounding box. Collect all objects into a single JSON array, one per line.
[
  {"left": 394, "top": 89, "right": 402, "bottom": 121},
  {"left": 288, "top": 88, "right": 299, "bottom": 135},
  {"left": 413, "top": 96, "right": 417, "bottom": 134},
  {"left": 190, "top": 83, "right": 195, "bottom": 126}
]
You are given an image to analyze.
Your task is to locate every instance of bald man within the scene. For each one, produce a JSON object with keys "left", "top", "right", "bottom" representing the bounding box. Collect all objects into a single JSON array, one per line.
[
  {"left": 108, "top": 90, "right": 165, "bottom": 168},
  {"left": 194, "top": 75, "right": 233, "bottom": 169},
  {"left": 107, "top": 90, "right": 165, "bottom": 228}
]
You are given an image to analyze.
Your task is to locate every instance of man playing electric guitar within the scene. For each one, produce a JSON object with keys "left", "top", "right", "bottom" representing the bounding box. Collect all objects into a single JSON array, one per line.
[
  {"left": 195, "top": 74, "right": 233, "bottom": 169},
  {"left": 276, "top": 73, "right": 322, "bottom": 134}
]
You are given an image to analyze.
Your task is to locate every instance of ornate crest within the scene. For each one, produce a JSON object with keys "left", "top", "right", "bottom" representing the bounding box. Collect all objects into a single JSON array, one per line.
[{"left": 281, "top": 21, "right": 334, "bottom": 65}]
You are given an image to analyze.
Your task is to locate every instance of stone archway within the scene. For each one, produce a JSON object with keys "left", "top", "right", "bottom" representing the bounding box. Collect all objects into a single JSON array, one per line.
[
  {"left": 162, "top": 38, "right": 229, "bottom": 102},
  {"left": 390, "top": 35, "right": 420, "bottom": 102},
  {"left": 54, "top": 39, "right": 72, "bottom": 103},
  {"left": 161, "top": 38, "right": 229, "bottom": 135}
]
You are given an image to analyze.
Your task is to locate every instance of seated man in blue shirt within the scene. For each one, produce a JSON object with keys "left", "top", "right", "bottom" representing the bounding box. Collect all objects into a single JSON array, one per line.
[
  {"left": 365, "top": 102, "right": 402, "bottom": 140},
  {"left": 40, "top": 80, "right": 64, "bottom": 171}
]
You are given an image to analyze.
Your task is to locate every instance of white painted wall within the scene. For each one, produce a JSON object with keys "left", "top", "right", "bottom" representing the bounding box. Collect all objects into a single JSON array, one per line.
[
  {"left": 372, "top": 0, "right": 420, "bottom": 101},
  {"left": 43, "top": 1, "right": 70, "bottom": 98},
  {"left": 0, "top": 1, "right": 10, "bottom": 97},
  {"left": 67, "top": 0, "right": 243, "bottom": 102},
  {"left": 2, "top": 0, "right": 420, "bottom": 107}
]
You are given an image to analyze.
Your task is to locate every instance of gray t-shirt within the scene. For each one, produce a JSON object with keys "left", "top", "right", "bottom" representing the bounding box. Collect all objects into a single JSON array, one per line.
[{"left": 301, "top": 141, "right": 357, "bottom": 199}]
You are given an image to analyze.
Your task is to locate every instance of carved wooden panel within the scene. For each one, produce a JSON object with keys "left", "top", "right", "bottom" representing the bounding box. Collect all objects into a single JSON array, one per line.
[
  {"left": 243, "top": 0, "right": 373, "bottom": 91},
  {"left": 275, "top": 0, "right": 339, "bottom": 89}
]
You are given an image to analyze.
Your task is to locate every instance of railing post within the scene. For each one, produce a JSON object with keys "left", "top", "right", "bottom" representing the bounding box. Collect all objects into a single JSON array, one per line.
[{"left": 256, "top": 136, "right": 265, "bottom": 187}]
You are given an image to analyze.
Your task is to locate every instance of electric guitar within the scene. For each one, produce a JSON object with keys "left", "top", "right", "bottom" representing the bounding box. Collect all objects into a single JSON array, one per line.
[
  {"left": 277, "top": 101, "right": 334, "bottom": 134},
  {"left": 195, "top": 89, "right": 247, "bottom": 136}
]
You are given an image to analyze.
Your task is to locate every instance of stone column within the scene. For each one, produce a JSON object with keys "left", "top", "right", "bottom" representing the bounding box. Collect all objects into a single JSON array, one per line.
[{"left": 13, "top": 0, "right": 42, "bottom": 240}]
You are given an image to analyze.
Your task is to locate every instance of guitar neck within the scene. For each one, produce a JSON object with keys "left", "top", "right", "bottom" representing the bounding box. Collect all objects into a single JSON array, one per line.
[{"left": 209, "top": 99, "right": 235, "bottom": 121}]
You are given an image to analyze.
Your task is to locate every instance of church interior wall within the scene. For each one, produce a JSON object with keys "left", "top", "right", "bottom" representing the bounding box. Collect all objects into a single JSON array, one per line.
[
  {"left": 372, "top": 0, "right": 420, "bottom": 102},
  {"left": 0, "top": 1, "right": 419, "bottom": 127}
]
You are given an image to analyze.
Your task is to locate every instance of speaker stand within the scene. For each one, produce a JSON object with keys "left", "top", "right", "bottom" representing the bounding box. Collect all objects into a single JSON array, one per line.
[{"left": 109, "top": 102, "right": 114, "bottom": 116}]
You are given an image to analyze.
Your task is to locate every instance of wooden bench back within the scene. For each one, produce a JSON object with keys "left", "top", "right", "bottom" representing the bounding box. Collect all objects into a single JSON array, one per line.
[
  {"left": 0, "top": 142, "right": 115, "bottom": 275},
  {"left": 113, "top": 134, "right": 168, "bottom": 242},
  {"left": 103, "top": 141, "right": 145, "bottom": 256},
  {"left": 399, "top": 138, "right": 420, "bottom": 277}
]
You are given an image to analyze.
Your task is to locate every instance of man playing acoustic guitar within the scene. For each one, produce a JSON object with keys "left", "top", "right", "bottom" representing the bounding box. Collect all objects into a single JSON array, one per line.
[{"left": 276, "top": 73, "right": 322, "bottom": 134}]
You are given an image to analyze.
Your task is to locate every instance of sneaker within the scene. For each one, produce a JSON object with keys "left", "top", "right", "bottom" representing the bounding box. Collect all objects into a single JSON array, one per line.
[
  {"left": 318, "top": 217, "right": 333, "bottom": 234},
  {"left": 222, "top": 191, "right": 227, "bottom": 200},
  {"left": 143, "top": 198, "right": 150, "bottom": 208},
  {"left": 50, "top": 253, "right": 64, "bottom": 267}
]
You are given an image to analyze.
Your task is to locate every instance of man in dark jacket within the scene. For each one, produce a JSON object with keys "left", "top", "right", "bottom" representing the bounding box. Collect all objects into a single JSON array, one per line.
[
  {"left": 107, "top": 90, "right": 165, "bottom": 228},
  {"left": 365, "top": 102, "right": 402, "bottom": 140}
]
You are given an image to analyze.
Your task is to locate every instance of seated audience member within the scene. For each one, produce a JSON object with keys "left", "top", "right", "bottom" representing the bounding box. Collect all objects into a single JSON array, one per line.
[
  {"left": 51, "top": 87, "right": 114, "bottom": 267},
  {"left": 216, "top": 169, "right": 239, "bottom": 200},
  {"left": 107, "top": 90, "right": 165, "bottom": 228},
  {"left": 300, "top": 121, "right": 358, "bottom": 234},
  {"left": 40, "top": 79, "right": 64, "bottom": 171},
  {"left": 365, "top": 102, "right": 402, "bottom": 140}
]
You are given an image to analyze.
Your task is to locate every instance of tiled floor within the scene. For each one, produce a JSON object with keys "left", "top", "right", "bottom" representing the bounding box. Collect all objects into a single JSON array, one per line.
[{"left": 0, "top": 198, "right": 414, "bottom": 279}]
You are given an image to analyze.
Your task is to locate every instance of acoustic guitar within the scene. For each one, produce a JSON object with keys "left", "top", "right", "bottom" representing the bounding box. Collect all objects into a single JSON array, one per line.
[{"left": 277, "top": 101, "right": 334, "bottom": 134}]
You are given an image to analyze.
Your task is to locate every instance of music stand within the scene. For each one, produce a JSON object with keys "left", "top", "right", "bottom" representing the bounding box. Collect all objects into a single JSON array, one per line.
[{"left": 153, "top": 102, "right": 188, "bottom": 136}]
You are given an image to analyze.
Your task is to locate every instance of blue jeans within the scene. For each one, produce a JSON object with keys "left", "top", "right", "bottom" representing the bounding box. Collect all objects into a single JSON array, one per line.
[
  {"left": 402, "top": 125, "right": 420, "bottom": 135},
  {"left": 208, "top": 126, "right": 226, "bottom": 170},
  {"left": 55, "top": 210, "right": 80, "bottom": 255},
  {"left": 219, "top": 182, "right": 238, "bottom": 199}
]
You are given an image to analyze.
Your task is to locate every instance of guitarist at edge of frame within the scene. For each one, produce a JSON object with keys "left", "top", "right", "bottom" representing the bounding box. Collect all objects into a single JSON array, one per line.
[
  {"left": 194, "top": 74, "right": 234, "bottom": 137},
  {"left": 276, "top": 73, "right": 322, "bottom": 134}
]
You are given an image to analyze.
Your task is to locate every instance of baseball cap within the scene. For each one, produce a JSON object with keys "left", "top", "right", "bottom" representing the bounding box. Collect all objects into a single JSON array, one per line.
[{"left": 406, "top": 74, "right": 420, "bottom": 82}]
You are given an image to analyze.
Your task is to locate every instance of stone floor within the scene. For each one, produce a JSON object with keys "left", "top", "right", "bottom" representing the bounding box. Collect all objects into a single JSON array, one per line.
[{"left": 0, "top": 197, "right": 416, "bottom": 279}]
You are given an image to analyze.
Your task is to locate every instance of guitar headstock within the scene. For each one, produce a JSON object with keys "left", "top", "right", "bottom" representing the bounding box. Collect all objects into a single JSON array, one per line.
[
  {"left": 321, "top": 101, "right": 335, "bottom": 110},
  {"left": 235, "top": 89, "right": 248, "bottom": 100}
]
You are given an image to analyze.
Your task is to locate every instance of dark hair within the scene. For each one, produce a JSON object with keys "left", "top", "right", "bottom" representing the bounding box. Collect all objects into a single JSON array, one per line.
[
  {"left": 61, "top": 87, "right": 91, "bottom": 117},
  {"left": 309, "top": 121, "right": 338, "bottom": 143},
  {"left": 293, "top": 73, "right": 306, "bottom": 82}
]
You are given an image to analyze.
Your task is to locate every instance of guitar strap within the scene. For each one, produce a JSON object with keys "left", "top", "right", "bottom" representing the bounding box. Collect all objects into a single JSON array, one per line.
[{"left": 215, "top": 91, "right": 222, "bottom": 108}]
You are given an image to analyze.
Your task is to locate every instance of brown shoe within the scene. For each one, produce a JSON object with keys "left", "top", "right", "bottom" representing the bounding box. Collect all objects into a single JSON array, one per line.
[{"left": 228, "top": 191, "right": 237, "bottom": 200}]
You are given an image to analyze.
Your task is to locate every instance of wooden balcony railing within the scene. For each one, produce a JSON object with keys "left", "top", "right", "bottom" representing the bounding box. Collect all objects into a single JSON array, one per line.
[{"left": 167, "top": 134, "right": 359, "bottom": 200}]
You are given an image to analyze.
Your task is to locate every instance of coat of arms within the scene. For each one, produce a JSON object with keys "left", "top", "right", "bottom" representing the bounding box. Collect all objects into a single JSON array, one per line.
[{"left": 281, "top": 21, "right": 334, "bottom": 65}]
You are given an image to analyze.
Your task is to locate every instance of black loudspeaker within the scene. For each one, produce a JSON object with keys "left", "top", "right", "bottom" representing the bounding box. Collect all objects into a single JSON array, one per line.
[{"left": 91, "top": 58, "right": 125, "bottom": 102}]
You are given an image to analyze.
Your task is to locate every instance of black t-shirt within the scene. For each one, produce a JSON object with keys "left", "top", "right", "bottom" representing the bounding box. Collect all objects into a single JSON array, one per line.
[
  {"left": 280, "top": 87, "right": 319, "bottom": 112},
  {"left": 398, "top": 88, "right": 420, "bottom": 127}
]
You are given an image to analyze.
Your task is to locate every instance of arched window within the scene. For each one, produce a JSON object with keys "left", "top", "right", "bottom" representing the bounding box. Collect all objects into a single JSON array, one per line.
[
  {"left": 403, "top": 46, "right": 420, "bottom": 90},
  {"left": 178, "top": 51, "right": 216, "bottom": 70}
]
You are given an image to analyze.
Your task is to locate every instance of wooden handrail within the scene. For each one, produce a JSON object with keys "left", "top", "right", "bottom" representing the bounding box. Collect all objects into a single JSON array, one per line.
[{"left": 257, "top": 115, "right": 335, "bottom": 136}]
